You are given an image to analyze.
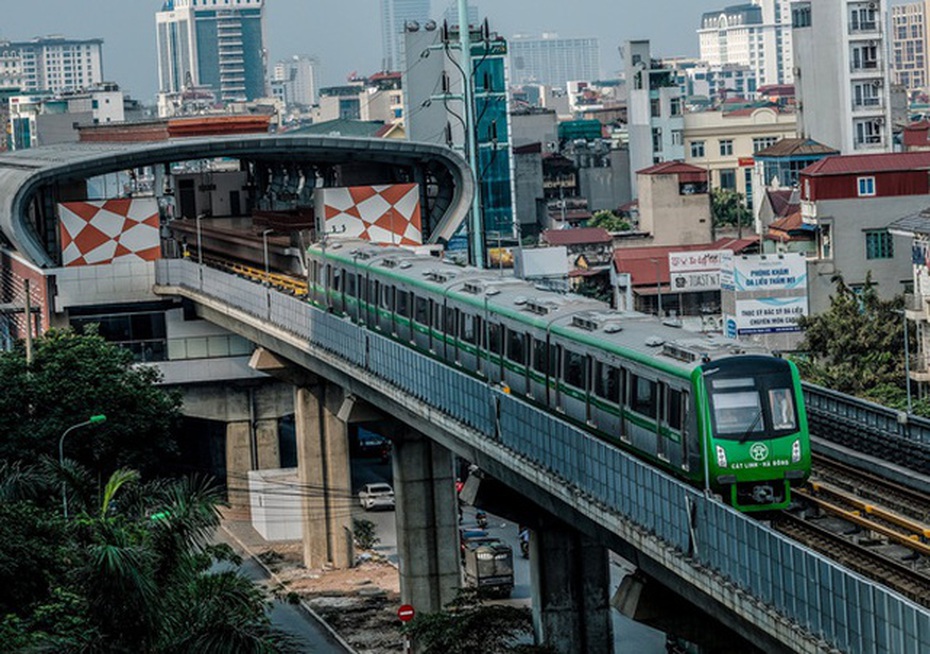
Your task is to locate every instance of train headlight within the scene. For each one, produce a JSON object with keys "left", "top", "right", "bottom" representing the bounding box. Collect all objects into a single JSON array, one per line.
[
  {"left": 715, "top": 445, "right": 728, "bottom": 468},
  {"left": 791, "top": 439, "right": 802, "bottom": 463}
]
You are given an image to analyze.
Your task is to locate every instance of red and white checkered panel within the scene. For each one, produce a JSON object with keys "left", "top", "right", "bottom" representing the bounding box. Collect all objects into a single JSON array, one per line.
[
  {"left": 321, "top": 184, "right": 422, "bottom": 245},
  {"left": 59, "top": 199, "right": 161, "bottom": 267}
]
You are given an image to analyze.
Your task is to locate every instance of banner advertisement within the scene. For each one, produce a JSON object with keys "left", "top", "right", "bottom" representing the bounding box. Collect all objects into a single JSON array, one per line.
[
  {"left": 732, "top": 297, "right": 808, "bottom": 334},
  {"left": 669, "top": 249, "right": 727, "bottom": 292},
  {"left": 720, "top": 252, "right": 807, "bottom": 292}
]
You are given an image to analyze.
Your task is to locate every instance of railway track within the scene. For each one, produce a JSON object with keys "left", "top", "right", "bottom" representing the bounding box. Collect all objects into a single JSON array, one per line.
[
  {"left": 773, "top": 513, "right": 930, "bottom": 605},
  {"left": 773, "top": 454, "right": 930, "bottom": 605}
]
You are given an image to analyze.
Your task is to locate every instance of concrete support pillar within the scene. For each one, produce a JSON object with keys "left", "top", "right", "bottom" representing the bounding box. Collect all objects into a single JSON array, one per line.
[
  {"left": 225, "top": 421, "right": 252, "bottom": 510},
  {"left": 531, "top": 524, "right": 613, "bottom": 654},
  {"left": 294, "top": 382, "right": 352, "bottom": 570},
  {"left": 393, "top": 430, "right": 460, "bottom": 614},
  {"left": 254, "top": 418, "right": 280, "bottom": 470}
]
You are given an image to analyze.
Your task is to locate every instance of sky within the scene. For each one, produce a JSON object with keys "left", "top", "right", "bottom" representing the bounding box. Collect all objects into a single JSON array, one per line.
[{"left": 0, "top": 0, "right": 906, "bottom": 103}]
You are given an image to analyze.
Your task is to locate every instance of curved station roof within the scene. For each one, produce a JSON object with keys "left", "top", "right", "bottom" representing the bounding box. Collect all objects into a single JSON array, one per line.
[{"left": 0, "top": 135, "right": 474, "bottom": 268}]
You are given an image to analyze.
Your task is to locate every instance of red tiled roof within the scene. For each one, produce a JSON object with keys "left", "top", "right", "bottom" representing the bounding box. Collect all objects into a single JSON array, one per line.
[
  {"left": 801, "top": 151, "right": 930, "bottom": 176},
  {"left": 637, "top": 161, "right": 707, "bottom": 176},
  {"left": 903, "top": 121, "right": 930, "bottom": 147},
  {"left": 542, "top": 227, "right": 612, "bottom": 246},
  {"left": 766, "top": 188, "right": 800, "bottom": 218},
  {"left": 766, "top": 211, "right": 814, "bottom": 242},
  {"left": 613, "top": 237, "right": 759, "bottom": 286},
  {"left": 757, "top": 84, "right": 795, "bottom": 96}
]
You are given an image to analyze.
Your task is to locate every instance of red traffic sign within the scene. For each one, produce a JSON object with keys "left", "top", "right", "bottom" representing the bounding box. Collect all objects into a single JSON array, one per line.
[{"left": 397, "top": 604, "right": 416, "bottom": 622}]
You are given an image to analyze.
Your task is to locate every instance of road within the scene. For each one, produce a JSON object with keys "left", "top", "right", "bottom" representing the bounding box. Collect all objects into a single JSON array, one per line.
[
  {"left": 350, "top": 438, "right": 667, "bottom": 654},
  {"left": 213, "top": 530, "right": 352, "bottom": 654}
]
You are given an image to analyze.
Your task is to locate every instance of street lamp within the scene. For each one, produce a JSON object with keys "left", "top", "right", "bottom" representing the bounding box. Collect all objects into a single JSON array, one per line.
[
  {"left": 59, "top": 414, "right": 107, "bottom": 519},
  {"left": 903, "top": 310, "right": 913, "bottom": 414},
  {"left": 262, "top": 228, "right": 274, "bottom": 285},
  {"left": 651, "top": 258, "right": 663, "bottom": 317}
]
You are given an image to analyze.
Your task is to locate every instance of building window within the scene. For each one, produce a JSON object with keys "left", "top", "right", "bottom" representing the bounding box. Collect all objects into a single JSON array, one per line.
[
  {"left": 652, "top": 127, "right": 663, "bottom": 153},
  {"left": 719, "top": 139, "right": 734, "bottom": 156},
  {"left": 865, "top": 230, "right": 894, "bottom": 259},
  {"left": 752, "top": 136, "right": 778, "bottom": 152},
  {"left": 857, "top": 176, "right": 876, "bottom": 196},
  {"left": 719, "top": 169, "right": 736, "bottom": 190},
  {"left": 670, "top": 97, "right": 682, "bottom": 116},
  {"left": 671, "top": 129, "right": 683, "bottom": 146},
  {"left": 650, "top": 98, "right": 661, "bottom": 118},
  {"left": 690, "top": 140, "right": 705, "bottom": 158}
]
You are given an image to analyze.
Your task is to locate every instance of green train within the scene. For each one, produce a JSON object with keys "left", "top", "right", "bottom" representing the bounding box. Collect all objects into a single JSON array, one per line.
[{"left": 306, "top": 241, "right": 810, "bottom": 512}]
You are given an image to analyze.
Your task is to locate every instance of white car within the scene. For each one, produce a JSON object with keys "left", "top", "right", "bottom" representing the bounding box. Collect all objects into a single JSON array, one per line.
[{"left": 358, "top": 483, "right": 395, "bottom": 511}]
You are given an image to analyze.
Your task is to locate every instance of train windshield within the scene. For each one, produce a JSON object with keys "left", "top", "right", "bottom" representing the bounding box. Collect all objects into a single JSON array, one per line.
[
  {"left": 709, "top": 378, "right": 765, "bottom": 438},
  {"left": 707, "top": 370, "right": 797, "bottom": 441}
]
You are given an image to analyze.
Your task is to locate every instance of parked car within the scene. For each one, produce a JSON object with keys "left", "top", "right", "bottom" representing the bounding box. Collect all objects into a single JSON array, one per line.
[{"left": 358, "top": 483, "right": 395, "bottom": 511}]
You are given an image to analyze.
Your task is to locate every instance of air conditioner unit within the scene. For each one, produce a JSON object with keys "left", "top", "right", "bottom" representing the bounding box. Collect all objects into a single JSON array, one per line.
[
  {"left": 872, "top": 78, "right": 884, "bottom": 88},
  {"left": 868, "top": 1, "right": 877, "bottom": 9},
  {"left": 868, "top": 40, "right": 877, "bottom": 47},
  {"left": 875, "top": 116, "right": 886, "bottom": 125}
]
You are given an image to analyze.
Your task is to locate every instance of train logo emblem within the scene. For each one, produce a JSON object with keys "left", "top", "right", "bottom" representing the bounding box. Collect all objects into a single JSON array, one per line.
[{"left": 750, "top": 442, "right": 769, "bottom": 462}]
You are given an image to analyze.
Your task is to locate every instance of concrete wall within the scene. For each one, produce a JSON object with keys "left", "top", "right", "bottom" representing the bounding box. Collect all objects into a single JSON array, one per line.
[
  {"left": 514, "top": 150, "right": 544, "bottom": 235},
  {"left": 807, "top": 194, "right": 919, "bottom": 313},
  {"left": 511, "top": 110, "right": 558, "bottom": 148},
  {"left": 52, "top": 261, "right": 158, "bottom": 310},
  {"left": 637, "top": 174, "right": 713, "bottom": 246},
  {"left": 578, "top": 148, "right": 631, "bottom": 212},
  {"left": 249, "top": 467, "right": 303, "bottom": 541}
]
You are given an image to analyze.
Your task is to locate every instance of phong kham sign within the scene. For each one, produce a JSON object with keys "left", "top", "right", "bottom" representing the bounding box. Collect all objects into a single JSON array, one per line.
[{"left": 668, "top": 249, "right": 726, "bottom": 292}]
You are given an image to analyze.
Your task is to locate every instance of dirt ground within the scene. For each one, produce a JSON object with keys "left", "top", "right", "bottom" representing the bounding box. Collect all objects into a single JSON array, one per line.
[{"left": 251, "top": 541, "right": 407, "bottom": 654}]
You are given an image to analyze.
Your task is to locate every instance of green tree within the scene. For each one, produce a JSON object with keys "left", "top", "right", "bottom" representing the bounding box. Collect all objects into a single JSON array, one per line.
[
  {"left": 710, "top": 188, "right": 752, "bottom": 228},
  {"left": 0, "top": 327, "right": 182, "bottom": 477},
  {"left": 587, "top": 210, "right": 631, "bottom": 232},
  {"left": 0, "top": 464, "right": 296, "bottom": 653},
  {"left": 794, "top": 275, "right": 927, "bottom": 413},
  {"left": 404, "top": 590, "right": 555, "bottom": 654}
]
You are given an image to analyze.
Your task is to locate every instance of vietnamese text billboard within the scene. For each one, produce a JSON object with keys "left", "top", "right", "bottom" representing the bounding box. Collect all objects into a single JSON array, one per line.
[
  {"left": 669, "top": 249, "right": 726, "bottom": 292},
  {"left": 725, "top": 297, "right": 808, "bottom": 336},
  {"left": 720, "top": 252, "right": 807, "bottom": 292}
]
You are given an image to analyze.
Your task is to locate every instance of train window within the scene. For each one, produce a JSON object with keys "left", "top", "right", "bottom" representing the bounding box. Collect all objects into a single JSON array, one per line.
[
  {"left": 488, "top": 323, "right": 502, "bottom": 354},
  {"left": 667, "top": 388, "right": 683, "bottom": 431},
  {"left": 346, "top": 273, "right": 357, "bottom": 297},
  {"left": 415, "top": 296, "right": 428, "bottom": 324},
  {"left": 460, "top": 312, "right": 476, "bottom": 344},
  {"left": 594, "top": 362, "right": 620, "bottom": 403},
  {"left": 445, "top": 307, "right": 457, "bottom": 335},
  {"left": 711, "top": 389, "right": 763, "bottom": 438},
  {"left": 506, "top": 329, "right": 526, "bottom": 364},
  {"left": 381, "top": 285, "right": 393, "bottom": 310},
  {"left": 564, "top": 350, "right": 585, "bottom": 389},
  {"left": 332, "top": 268, "right": 342, "bottom": 293},
  {"left": 630, "top": 375, "right": 657, "bottom": 419},
  {"left": 532, "top": 339, "right": 549, "bottom": 374},
  {"left": 397, "top": 291, "right": 410, "bottom": 318},
  {"left": 432, "top": 302, "right": 443, "bottom": 330},
  {"left": 769, "top": 388, "right": 796, "bottom": 431}
]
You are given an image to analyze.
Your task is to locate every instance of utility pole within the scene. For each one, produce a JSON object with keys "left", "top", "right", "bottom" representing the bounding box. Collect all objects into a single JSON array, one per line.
[{"left": 458, "top": 0, "right": 484, "bottom": 269}]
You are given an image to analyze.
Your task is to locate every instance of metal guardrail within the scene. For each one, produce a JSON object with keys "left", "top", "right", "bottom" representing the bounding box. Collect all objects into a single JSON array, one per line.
[
  {"left": 156, "top": 259, "right": 930, "bottom": 654},
  {"left": 803, "top": 384, "right": 930, "bottom": 475}
]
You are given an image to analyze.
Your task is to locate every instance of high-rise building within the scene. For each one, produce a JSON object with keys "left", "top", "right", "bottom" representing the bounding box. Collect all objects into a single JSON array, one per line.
[
  {"left": 891, "top": 1, "right": 930, "bottom": 92},
  {"left": 698, "top": 0, "right": 794, "bottom": 86},
  {"left": 0, "top": 37, "right": 104, "bottom": 93},
  {"left": 404, "top": 21, "right": 517, "bottom": 256},
  {"left": 380, "top": 0, "right": 430, "bottom": 72},
  {"left": 442, "top": 3, "right": 479, "bottom": 27},
  {"left": 792, "top": 0, "right": 892, "bottom": 153},
  {"left": 509, "top": 34, "right": 600, "bottom": 87},
  {"left": 623, "top": 40, "right": 685, "bottom": 198},
  {"left": 272, "top": 56, "right": 320, "bottom": 108},
  {"left": 155, "top": 0, "right": 266, "bottom": 103}
]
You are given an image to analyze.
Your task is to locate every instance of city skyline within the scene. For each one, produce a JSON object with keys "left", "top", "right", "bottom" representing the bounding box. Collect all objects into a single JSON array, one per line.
[{"left": 2, "top": 0, "right": 765, "bottom": 102}]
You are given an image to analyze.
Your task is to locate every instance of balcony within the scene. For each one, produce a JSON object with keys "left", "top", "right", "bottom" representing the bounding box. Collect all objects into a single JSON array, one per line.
[{"left": 848, "top": 20, "right": 878, "bottom": 34}]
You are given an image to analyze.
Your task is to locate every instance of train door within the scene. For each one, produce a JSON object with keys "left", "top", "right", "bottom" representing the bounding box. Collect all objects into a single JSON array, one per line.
[
  {"left": 488, "top": 322, "right": 503, "bottom": 384},
  {"left": 503, "top": 327, "right": 528, "bottom": 394},
  {"left": 412, "top": 294, "right": 429, "bottom": 349},
  {"left": 529, "top": 337, "right": 550, "bottom": 403},
  {"left": 395, "top": 289, "right": 410, "bottom": 341},
  {"left": 370, "top": 280, "right": 381, "bottom": 330},
  {"left": 458, "top": 309, "right": 479, "bottom": 370},
  {"left": 657, "top": 383, "right": 669, "bottom": 462},
  {"left": 591, "top": 361, "right": 622, "bottom": 439},
  {"left": 560, "top": 347, "right": 588, "bottom": 423}
]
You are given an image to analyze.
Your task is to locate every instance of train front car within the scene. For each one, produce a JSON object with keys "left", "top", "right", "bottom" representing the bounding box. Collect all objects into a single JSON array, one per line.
[{"left": 696, "top": 355, "right": 810, "bottom": 512}]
